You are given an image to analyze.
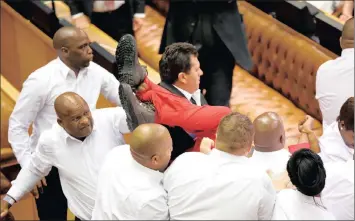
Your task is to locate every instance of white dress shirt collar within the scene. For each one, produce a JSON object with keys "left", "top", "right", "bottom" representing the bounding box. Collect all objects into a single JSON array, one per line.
[
  {"left": 295, "top": 190, "right": 324, "bottom": 206},
  {"left": 341, "top": 48, "right": 354, "bottom": 57},
  {"left": 173, "top": 85, "right": 201, "bottom": 105},
  {"left": 57, "top": 57, "right": 88, "bottom": 78},
  {"left": 57, "top": 122, "right": 98, "bottom": 145},
  {"left": 322, "top": 121, "right": 353, "bottom": 157},
  {"left": 130, "top": 152, "right": 163, "bottom": 182},
  {"left": 209, "top": 148, "right": 248, "bottom": 163}
]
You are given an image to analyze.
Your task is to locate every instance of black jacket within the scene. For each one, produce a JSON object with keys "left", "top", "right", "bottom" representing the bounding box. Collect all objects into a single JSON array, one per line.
[
  {"left": 159, "top": 0, "right": 253, "bottom": 71},
  {"left": 65, "top": 0, "right": 145, "bottom": 18},
  {"left": 159, "top": 82, "right": 208, "bottom": 160}
]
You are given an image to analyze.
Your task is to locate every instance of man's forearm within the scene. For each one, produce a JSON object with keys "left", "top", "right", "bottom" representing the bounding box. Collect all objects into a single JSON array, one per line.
[
  {"left": 342, "top": 1, "right": 354, "bottom": 16},
  {"left": 6, "top": 168, "right": 42, "bottom": 202},
  {"left": 306, "top": 131, "right": 320, "bottom": 153}
]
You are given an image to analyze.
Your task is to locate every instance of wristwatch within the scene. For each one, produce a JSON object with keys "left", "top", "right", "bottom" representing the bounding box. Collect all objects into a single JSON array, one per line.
[{"left": 3, "top": 195, "right": 16, "bottom": 206}]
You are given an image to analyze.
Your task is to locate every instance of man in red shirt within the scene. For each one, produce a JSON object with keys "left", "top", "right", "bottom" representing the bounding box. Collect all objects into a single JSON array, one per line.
[{"left": 115, "top": 34, "right": 231, "bottom": 153}]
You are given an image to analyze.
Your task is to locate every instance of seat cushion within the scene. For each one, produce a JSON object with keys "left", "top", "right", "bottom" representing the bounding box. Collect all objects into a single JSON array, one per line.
[{"left": 231, "top": 66, "right": 323, "bottom": 147}]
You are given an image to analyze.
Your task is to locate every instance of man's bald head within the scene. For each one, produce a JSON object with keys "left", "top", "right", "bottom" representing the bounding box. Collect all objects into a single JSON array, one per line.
[
  {"left": 341, "top": 17, "right": 354, "bottom": 49},
  {"left": 130, "top": 124, "right": 172, "bottom": 172},
  {"left": 54, "top": 92, "right": 87, "bottom": 118},
  {"left": 53, "top": 27, "right": 84, "bottom": 49},
  {"left": 55, "top": 92, "right": 93, "bottom": 139},
  {"left": 253, "top": 112, "right": 285, "bottom": 152},
  {"left": 52, "top": 27, "right": 93, "bottom": 72}
]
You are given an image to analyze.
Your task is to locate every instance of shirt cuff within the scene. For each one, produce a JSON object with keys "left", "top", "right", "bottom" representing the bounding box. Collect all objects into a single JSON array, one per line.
[
  {"left": 7, "top": 168, "right": 41, "bottom": 201},
  {"left": 134, "top": 13, "right": 146, "bottom": 18},
  {"left": 72, "top": 12, "right": 84, "bottom": 19},
  {"left": 6, "top": 186, "right": 26, "bottom": 202}
]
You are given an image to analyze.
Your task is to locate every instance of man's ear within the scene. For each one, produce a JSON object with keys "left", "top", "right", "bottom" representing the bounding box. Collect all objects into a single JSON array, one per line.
[
  {"left": 339, "top": 37, "right": 343, "bottom": 49},
  {"left": 151, "top": 155, "right": 159, "bottom": 165},
  {"left": 61, "top": 47, "right": 69, "bottom": 54},
  {"left": 57, "top": 118, "right": 63, "bottom": 127},
  {"left": 177, "top": 72, "right": 187, "bottom": 84},
  {"left": 339, "top": 120, "right": 346, "bottom": 130},
  {"left": 280, "top": 134, "right": 284, "bottom": 144}
]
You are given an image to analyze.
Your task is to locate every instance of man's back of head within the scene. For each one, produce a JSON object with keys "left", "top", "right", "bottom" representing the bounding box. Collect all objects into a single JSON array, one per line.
[
  {"left": 130, "top": 123, "right": 173, "bottom": 172},
  {"left": 341, "top": 17, "right": 354, "bottom": 49},
  {"left": 253, "top": 112, "right": 285, "bottom": 152},
  {"left": 216, "top": 112, "right": 254, "bottom": 156}
]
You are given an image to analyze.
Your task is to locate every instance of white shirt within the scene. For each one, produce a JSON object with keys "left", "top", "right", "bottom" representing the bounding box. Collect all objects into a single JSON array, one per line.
[
  {"left": 7, "top": 107, "right": 129, "bottom": 220},
  {"left": 315, "top": 48, "right": 354, "bottom": 130},
  {"left": 73, "top": 1, "right": 145, "bottom": 18},
  {"left": 307, "top": 1, "right": 341, "bottom": 14},
  {"left": 318, "top": 121, "right": 354, "bottom": 163},
  {"left": 322, "top": 160, "right": 354, "bottom": 220},
  {"left": 8, "top": 58, "right": 120, "bottom": 168},
  {"left": 173, "top": 85, "right": 202, "bottom": 106},
  {"left": 249, "top": 148, "right": 291, "bottom": 175},
  {"left": 272, "top": 189, "right": 336, "bottom": 220},
  {"left": 164, "top": 149, "right": 276, "bottom": 220},
  {"left": 92, "top": 145, "right": 169, "bottom": 220}
]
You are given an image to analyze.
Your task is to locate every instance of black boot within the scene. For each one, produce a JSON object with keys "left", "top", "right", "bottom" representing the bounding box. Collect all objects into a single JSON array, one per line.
[
  {"left": 115, "top": 34, "right": 146, "bottom": 89},
  {"left": 119, "top": 83, "right": 155, "bottom": 131}
]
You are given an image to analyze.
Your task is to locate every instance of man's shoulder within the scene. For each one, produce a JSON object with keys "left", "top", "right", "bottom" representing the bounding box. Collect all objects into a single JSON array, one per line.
[
  {"left": 166, "top": 152, "right": 207, "bottom": 172},
  {"left": 317, "top": 59, "right": 337, "bottom": 76},
  {"left": 88, "top": 61, "right": 111, "bottom": 74},
  {"left": 92, "top": 107, "right": 125, "bottom": 120},
  {"left": 325, "top": 160, "right": 354, "bottom": 183},
  {"left": 29, "top": 59, "right": 58, "bottom": 78},
  {"left": 37, "top": 124, "right": 62, "bottom": 147},
  {"left": 105, "top": 145, "right": 130, "bottom": 162}
]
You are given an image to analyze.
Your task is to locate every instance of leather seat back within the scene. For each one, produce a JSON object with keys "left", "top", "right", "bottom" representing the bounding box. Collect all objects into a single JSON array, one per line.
[{"left": 239, "top": 1, "right": 337, "bottom": 121}]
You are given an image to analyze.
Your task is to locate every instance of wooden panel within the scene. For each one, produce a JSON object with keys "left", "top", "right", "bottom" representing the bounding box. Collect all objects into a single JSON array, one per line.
[
  {"left": 0, "top": 2, "right": 56, "bottom": 90},
  {"left": 1, "top": 193, "right": 39, "bottom": 220},
  {"left": 0, "top": 2, "right": 114, "bottom": 109},
  {"left": 1, "top": 75, "right": 18, "bottom": 168}
]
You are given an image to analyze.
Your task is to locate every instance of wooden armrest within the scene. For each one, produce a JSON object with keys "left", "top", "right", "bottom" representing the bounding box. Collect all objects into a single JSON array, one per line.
[{"left": 1, "top": 148, "right": 14, "bottom": 161}]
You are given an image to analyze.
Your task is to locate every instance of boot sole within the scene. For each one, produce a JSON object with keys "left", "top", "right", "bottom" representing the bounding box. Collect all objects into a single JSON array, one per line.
[
  {"left": 116, "top": 35, "right": 137, "bottom": 88},
  {"left": 119, "top": 84, "right": 139, "bottom": 131}
]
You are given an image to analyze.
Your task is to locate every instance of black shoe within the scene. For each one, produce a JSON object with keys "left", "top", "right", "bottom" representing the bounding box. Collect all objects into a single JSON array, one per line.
[
  {"left": 115, "top": 34, "right": 146, "bottom": 89},
  {"left": 119, "top": 83, "right": 155, "bottom": 131}
]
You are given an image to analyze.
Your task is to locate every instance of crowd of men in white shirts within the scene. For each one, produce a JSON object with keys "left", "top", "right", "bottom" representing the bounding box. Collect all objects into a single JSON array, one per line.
[{"left": 0, "top": 17, "right": 354, "bottom": 221}]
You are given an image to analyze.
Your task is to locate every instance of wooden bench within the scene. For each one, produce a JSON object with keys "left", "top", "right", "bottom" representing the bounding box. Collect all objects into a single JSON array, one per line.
[{"left": 0, "top": 74, "right": 39, "bottom": 220}]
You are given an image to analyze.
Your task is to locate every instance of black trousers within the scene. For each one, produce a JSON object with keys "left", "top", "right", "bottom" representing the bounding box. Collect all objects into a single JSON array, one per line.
[
  {"left": 191, "top": 15, "right": 235, "bottom": 107},
  {"left": 91, "top": 3, "right": 133, "bottom": 42},
  {"left": 35, "top": 167, "right": 67, "bottom": 220}
]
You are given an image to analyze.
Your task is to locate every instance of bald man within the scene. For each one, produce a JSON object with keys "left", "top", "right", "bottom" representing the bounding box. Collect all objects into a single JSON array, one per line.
[
  {"left": 164, "top": 112, "right": 276, "bottom": 220},
  {"left": 316, "top": 17, "right": 354, "bottom": 130},
  {"left": 1, "top": 92, "right": 130, "bottom": 220},
  {"left": 249, "top": 112, "right": 291, "bottom": 175},
  {"left": 92, "top": 124, "right": 171, "bottom": 220},
  {"left": 8, "top": 26, "right": 121, "bottom": 219}
]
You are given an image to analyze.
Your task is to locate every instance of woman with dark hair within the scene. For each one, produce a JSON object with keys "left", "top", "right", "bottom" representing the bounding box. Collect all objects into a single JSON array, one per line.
[
  {"left": 319, "top": 97, "right": 354, "bottom": 163},
  {"left": 272, "top": 149, "right": 335, "bottom": 220}
]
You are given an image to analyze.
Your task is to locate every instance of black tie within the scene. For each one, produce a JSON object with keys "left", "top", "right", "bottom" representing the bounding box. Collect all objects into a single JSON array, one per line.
[{"left": 190, "top": 97, "right": 197, "bottom": 105}]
